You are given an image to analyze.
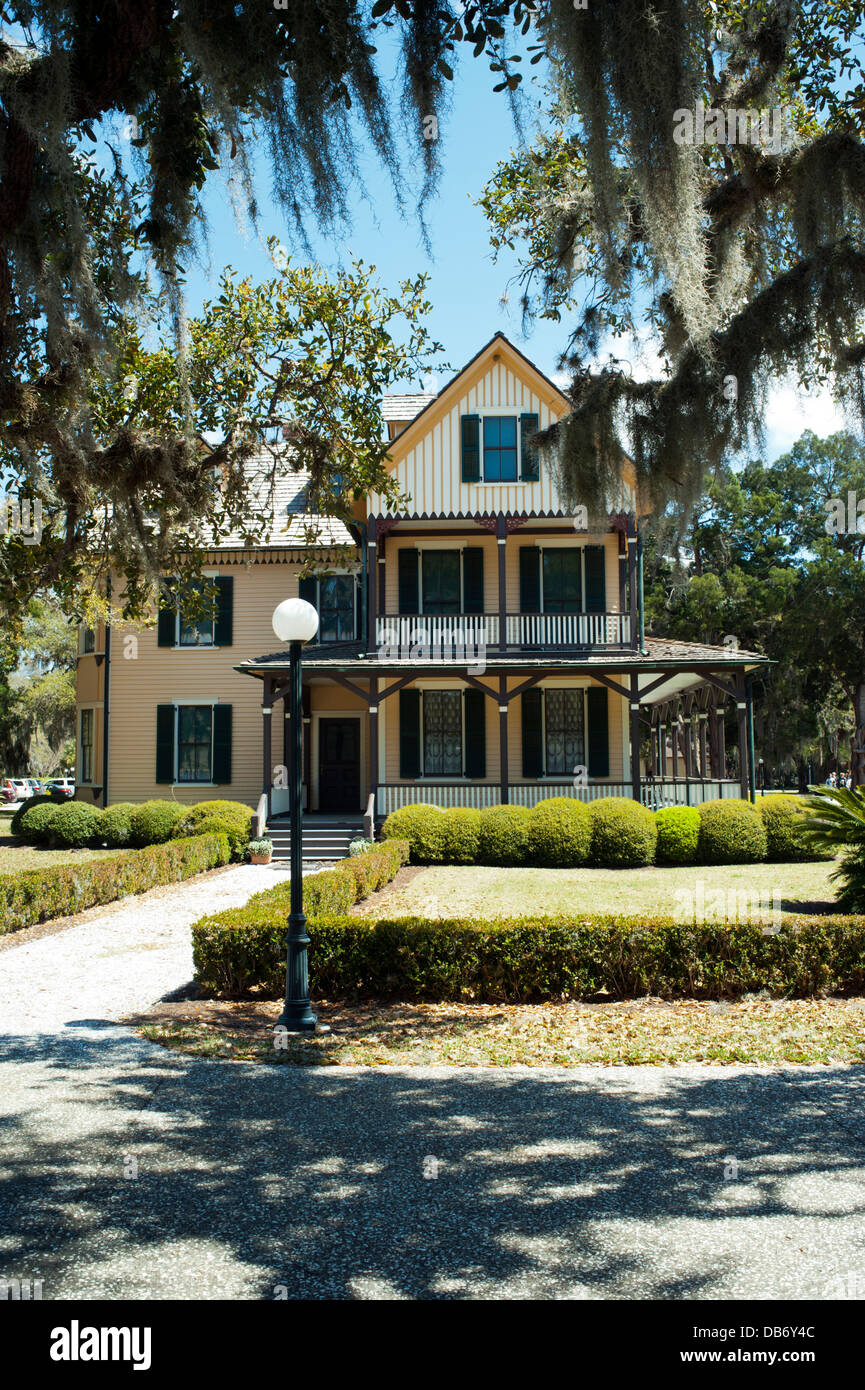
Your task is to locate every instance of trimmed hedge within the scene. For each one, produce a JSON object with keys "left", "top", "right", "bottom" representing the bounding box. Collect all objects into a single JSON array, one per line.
[
  {"left": 130, "top": 800, "right": 184, "bottom": 846},
  {"left": 654, "top": 806, "right": 701, "bottom": 866},
  {"left": 698, "top": 798, "right": 767, "bottom": 864},
  {"left": 590, "top": 797, "right": 657, "bottom": 868},
  {"left": 191, "top": 910, "right": 865, "bottom": 1002},
  {"left": 528, "top": 797, "right": 592, "bottom": 867},
  {"left": 11, "top": 791, "right": 63, "bottom": 835},
  {"left": 381, "top": 804, "right": 445, "bottom": 864},
  {"left": 50, "top": 801, "right": 103, "bottom": 847},
  {"left": 438, "top": 808, "right": 482, "bottom": 864},
  {"left": 477, "top": 804, "right": 533, "bottom": 866},
  {"left": 0, "top": 833, "right": 230, "bottom": 936},
  {"left": 181, "top": 813, "right": 247, "bottom": 861},
  {"left": 758, "top": 794, "right": 825, "bottom": 862},
  {"left": 14, "top": 801, "right": 61, "bottom": 844},
  {"left": 192, "top": 840, "right": 409, "bottom": 992},
  {"left": 175, "top": 801, "right": 254, "bottom": 836},
  {"left": 99, "top": 802, "right": 137, "bottom": 848}
]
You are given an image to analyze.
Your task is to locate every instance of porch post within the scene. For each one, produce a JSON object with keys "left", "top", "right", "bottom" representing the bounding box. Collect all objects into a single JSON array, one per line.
[
  {"left": 497, "top": 513, "right": 507, "bottom": 655},
  {"left": 369, "top": 678, "right": 379, "bottom": 811},
  {"left": 746, "top": 675, "right": 756, "bottom": 802},
  {"left": 366, "top": 519, "right": 377, "bottom": 654},
  {"left": 736, "top": 674, "right": 749, "bottom": 799},
  {"left": 261, "top": 675, "right": 273, "bottom": 821},
  {"left": 660, "top": 707, "right": 668, "bottom": 779},
  {"left": 627, "top": 520, "right": 638, "bottom": 650},
  {"left": 629, "top": 673, "right": 642, "bottom": 803},
  {"left": 670, "top": 706, "right": 679, "bottom": 781},
  {"left": 698, "top": 710, "right": 709, "bottom": 779},
  {"left": 716, "top": 697, "right": 727, "bottom": 779},
  {"left": 499, "top": 674, "right": 509, "bottom": 804}
]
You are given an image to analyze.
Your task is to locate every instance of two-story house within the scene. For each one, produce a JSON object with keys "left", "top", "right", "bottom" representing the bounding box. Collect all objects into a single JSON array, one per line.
[{"left": 75, "top": 333, "right": 765, "bottom": 852}]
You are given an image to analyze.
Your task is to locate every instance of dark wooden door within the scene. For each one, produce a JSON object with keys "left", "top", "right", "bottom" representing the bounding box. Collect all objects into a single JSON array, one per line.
[{"left": 318, "top": 719, "right": 361, "bottom": 812}]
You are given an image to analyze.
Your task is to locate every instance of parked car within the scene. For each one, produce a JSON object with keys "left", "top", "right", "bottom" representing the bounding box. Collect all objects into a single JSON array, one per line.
[
  {"left": 1, "top": 779, "right": 17, "bottom": 803},
  {"left": 43, "top": 778, "right": 75, "bottom": 798},
  {"left": 5, "top": 778, "right": 33, "bottom": 801},
  {"left": 23, "top": 778, "right": 43, "bottom": 796}
]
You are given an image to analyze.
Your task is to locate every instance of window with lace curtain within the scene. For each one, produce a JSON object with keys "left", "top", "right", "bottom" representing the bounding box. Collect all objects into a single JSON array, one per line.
[
  {"left": 422, "top": 691, "right": 463, "bottom": 776},
  {"left": 544, "top": 689, "right": 585, "bottom": 776}
]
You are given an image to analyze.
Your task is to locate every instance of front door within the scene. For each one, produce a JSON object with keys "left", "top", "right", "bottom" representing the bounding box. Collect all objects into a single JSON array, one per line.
[{"left": 318, "top": 718, "right": 361, "bottom": 813}]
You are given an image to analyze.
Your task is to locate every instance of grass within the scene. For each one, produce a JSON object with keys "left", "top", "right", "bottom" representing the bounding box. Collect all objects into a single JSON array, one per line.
[
  {"left": 0, "top": 803, "right": 126, "bottom": 870},
  {"left": 355, "top": 860, "right": 841, "bottom": 920},
  {"left": 131, "top": 995, "right": 865, "bottom": 1067}
]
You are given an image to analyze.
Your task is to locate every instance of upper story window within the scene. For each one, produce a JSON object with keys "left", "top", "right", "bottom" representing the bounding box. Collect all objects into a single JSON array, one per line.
[
  {"left": 298, "top": 573, "right": 359, "bottom": 643},
  {"left": 157, "top": 576, "right": 233, "bottom": 649},
  {"left": 460, "top": 412, "right": 540, "bottom": 484},
  {"left": 397, "top": 547, "right": 485, "bottom": 616},
  {"left": 79, "top": 708, "right": 94, "bottom": 782},
  {"left": 81, "top": 624, "right": 96, "bottom": 654}
]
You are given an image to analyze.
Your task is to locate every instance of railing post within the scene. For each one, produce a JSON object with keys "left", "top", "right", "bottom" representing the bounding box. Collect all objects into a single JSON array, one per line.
[
  {"left": 497, "top": 513, "right": 507, "bottom": 655},
  {"left": 261, "top": 675, "right": 273, "bottom": 822},
  {"left": 629, "top": 674, "right": 642, "bottom": 803},
  {"left": 366, "top": 520, "right": 377, "bottom": 655}
]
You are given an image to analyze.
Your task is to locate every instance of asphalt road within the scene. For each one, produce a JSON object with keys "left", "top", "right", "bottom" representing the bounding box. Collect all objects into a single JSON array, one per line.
[{"left": 3, "top": 1025, "right": 865, "bottom": 1300}]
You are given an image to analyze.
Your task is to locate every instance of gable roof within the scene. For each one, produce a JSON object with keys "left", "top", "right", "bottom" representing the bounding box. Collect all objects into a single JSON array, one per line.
[
  {"left": 385, "top": 331, "right": 571, "bottom": 457},
  {"left": 381, "top": 393, "right": 437, "bottom": 422}
]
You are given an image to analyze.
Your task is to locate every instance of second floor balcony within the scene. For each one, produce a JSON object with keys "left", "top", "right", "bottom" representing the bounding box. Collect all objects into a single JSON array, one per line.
[{"left": 376, "top": 609, "right": 634, "bottom": 656}]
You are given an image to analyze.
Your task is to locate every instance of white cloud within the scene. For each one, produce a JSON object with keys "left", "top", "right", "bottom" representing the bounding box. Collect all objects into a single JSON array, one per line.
[{"left": 762, "top": 378, "right": 847, "bottom": 458}]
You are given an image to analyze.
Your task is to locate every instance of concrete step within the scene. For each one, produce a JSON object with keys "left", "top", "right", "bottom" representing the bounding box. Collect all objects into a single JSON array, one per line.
[{"left": 267, "top": 825, "right": 366, "bottom": 862}]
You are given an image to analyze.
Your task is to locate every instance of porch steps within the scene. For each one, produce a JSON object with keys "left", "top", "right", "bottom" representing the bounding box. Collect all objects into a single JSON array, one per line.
[{"left": 267, "top": 817, "right": 366, "bottom": 863}]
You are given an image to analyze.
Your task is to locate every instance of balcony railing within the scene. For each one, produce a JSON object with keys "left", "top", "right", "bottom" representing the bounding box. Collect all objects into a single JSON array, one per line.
[
  {"left": 377, "top": 779, "right": 741, "bottom": 814},
  {"left": 375, "top": 610, "right": 633, "bottom": 656}
]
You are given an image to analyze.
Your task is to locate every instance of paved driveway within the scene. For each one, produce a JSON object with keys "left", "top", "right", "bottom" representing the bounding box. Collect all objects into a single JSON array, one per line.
[{"left": 2, "top": 870, "right": 865, "bottom": 1299}]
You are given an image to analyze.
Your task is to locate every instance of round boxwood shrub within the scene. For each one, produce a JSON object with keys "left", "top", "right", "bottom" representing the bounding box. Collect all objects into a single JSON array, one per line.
[
  {"left": 15, "top": 800, "right": 61, "bottom": 844},
  {"left": 697, "top": 798, "right": 767, "bottom": 864},
  {"left": 654, "top": 806, "right": 701, "bottom": 865},
  {"left": 381, "top": 804, "right": 446, "bottom": 864},
  {"left": 129, "top": 800, "right": 184, "bottom": 847},
  {"left": 174, "top": 800, "right": 254, "bottom": 836},
  {"left": 528, "top": 797, "right": 592, "bottom": 867},
  {"left": 49, "top": 801, "right": 103, "bottom": 848},
  {"left": 11, "top": 792, "right": 63, "bottom": 836},
  {"left": 477, "top": 804, "right": 533, "bottom": 866},
  {"left": 99, "top": 802, "right": 137, "bottom": 848},
  {"left": 589, "top": 797, "right": 657, "bottom": 868},
  {"left": 758, "top": 794, "right": 825, "bottom": 862},
  {"left": 185, "top": 814, "right": 246, "bottom": 861},
  {"left": 438, "top": 807, "right": 482, "bottom": 864}
]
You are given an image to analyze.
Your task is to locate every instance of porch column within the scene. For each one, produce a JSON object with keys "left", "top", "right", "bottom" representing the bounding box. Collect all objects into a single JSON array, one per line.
[
  {"left": 366, "top": 520, "right": 377, "bottom": 654},
  {"left": 660, "top": 707, "right": 668, "bottom": 779},
  {"left": 716, "top": 698, "right": 726, "bottom": 778},
  {"left": 498, "top": 676, "right": 509, "bottom": 804},
  {"left": 627, "top": 520, "right": 638, "bottom": 650},
  {"left": 682, "top": 707, "right": 692, "bottom": 805},
  {"left": 369, "top": 679, "right": 379, "bottom": 811},
  {"left": 261, "top": 676, "right": 273, "bottom": 821},
  {"left": 629, "top": 674, "right": 642, "bottom": 803},
  {"left": 497, "top": 513, "right": 507, "bottom": 655},
  {"left": 736, "top": 675, "right": 749, "bottom": 799},
  {"left": 746, "top": 676, "right": 756, "bottom": 802},
  {"left": 670, "top": 707, "right": 679, "bottom": 781},
  {"left": 378, "top": 534, "right": 387, "bottom": 614},
  {"left": 698, "top": 710, "right": 709, "bottom": 779}
]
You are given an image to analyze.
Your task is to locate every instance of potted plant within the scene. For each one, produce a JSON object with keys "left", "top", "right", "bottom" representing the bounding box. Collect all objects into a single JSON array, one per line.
[{"left": 248, "top": 836, "right": 273, "bottom": 866}]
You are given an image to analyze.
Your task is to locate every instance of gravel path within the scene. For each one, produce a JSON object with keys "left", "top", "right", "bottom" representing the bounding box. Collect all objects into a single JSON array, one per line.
[
  {"left": 0, "top": 863, "right": 286, "bottom": 1033},
  {"left": 3, "top": 865, "right": 865, "bottom": 1300}
]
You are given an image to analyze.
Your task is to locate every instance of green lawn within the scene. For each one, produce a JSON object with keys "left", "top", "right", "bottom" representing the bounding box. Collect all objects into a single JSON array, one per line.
[
  {"left": 354, "top": 860, "right": 841, "bottom": 919},
  {"left": 0, "top": 804, "right": 124, "bottom": 871}
]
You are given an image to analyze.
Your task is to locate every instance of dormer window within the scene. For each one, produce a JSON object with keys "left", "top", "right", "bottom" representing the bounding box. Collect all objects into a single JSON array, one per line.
[{"left": 483, "top": 416, "right": 518, "bottom": 481}]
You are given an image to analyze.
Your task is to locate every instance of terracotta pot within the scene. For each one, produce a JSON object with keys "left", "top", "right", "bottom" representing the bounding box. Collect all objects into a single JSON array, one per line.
[{"left": 250, "top": 852, "right": 272, "bottom": 865}]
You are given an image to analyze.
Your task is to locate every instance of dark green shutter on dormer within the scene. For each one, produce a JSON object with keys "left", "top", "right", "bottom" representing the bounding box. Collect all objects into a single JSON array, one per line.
[
  {"left": 157, "top": 583, "right": 175, "bottom": 647},
  {"left": 520, "top": 413, "right": 540, "bottom": 481},
  {"left": 584, "top": 546, "right": 607, "bottom": 613},
  {"left": 519, "top": 547, "right": 541, "bottom": 612},
  {"left": 214, "top": 576, "right": 233, "bottom": 646},
  {"left": 462, "top": 548, "right": 484, "bottom": 614},
  {"left": 399, "top": 689, "right": 421, "bottom": 778},
  {"left": 521, "top": 688, "right": 543, "bottom": 777},
  {"left": 464, "top": 689, "right": 486, "bottom": 777},
  {"left": 298, "top": 575, "right": 318, "bottom": 643},
  {"left": 586, "top": 686, "right": 609, "bottom": 777},
  {"left": 461, "top": 414, "right": 480, "bottom": 482},
  {"left": 398, "top": 549, "right": 419, "bottom": 614},
  {"left": 156, "top": 705, "right": 175, "bottom": 782},
  {"left": 212, "top": 704, "right": 232, "bottom": 784}
]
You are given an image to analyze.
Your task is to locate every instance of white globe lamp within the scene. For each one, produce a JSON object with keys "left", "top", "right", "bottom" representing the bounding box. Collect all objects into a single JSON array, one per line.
[{"left": 272, "top": 597, "right": 319, "bottom": 645}]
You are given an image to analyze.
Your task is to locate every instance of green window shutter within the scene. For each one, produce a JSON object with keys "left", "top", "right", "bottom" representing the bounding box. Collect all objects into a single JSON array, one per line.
[
  {"left": 519, "top": 547, "right": 541, "bottom": 612},
  {"left": 398, "top": 548, "right": 419, "bottom": 615},
  {"left": 462, "top": 548, "right": 484, "bottom": 614},
  {"left": 586, "top": 687, "right": 609, "bottom": 777},
  {"left": 521, "top": 688, "right": 543, "bottom": 777},
  {"left": 298, "top": 575, "right": 318, "bottom": 643},
  {"left": 584, "top": 545, "right": 607, "bottom": 613},
  {"left": 214, "top": 576, "right": 233, "bottom": 646},
  {"left": 156, "top": 705, "right": 175, "bottom": 782},
  {"left": 464, "top": 689, "right": 486, "bottom": 777},
  {"left": 212, "top": 704, "right": 232, "bottom": 784},
  {"left": 461, "top": 414, "right": 480, "bottom": 483},
  {"left": 399, "top": 689, "right": 421, "bottom": 778},
  {"left": 520, "top": 413, "right": 540, "bottom": 481},
  {"left": 157, "top": 584, "right": 175, "bottom": 647}
]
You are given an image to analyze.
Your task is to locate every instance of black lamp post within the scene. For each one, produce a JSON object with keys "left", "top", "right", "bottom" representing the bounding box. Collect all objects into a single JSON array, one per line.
[{"left": 272, "top": 597, "right": 320, "bottom": 1033}]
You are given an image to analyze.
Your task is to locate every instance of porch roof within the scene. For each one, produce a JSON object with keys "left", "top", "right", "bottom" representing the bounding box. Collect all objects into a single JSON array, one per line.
[{"left": 235, "top": 636, "right": 769, "bottom": 705}]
